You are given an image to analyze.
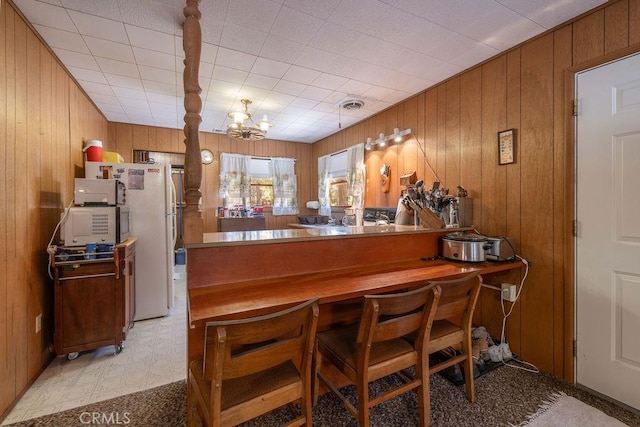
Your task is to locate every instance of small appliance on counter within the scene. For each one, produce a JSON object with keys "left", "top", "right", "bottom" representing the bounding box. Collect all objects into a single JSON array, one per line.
[{"left": 441, "top": 232, "right": 515, "bottom": 262}]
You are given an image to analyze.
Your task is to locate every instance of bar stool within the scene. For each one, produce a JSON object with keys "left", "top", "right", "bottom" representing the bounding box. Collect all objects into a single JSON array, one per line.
[
  {"left": 314, "top": 283, "right": 441, "bottom": 427},
  {"left": 188, "top": 298, "right": 319, "bottom": 427},
  {"left": 427, "top": 272, "right": 482, "bottom": 404}
]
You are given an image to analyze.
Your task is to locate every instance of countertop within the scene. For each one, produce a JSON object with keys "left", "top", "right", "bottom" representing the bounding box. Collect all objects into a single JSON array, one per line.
[{"left": 186, "top": 225, "right": 468, "bottom": 248}]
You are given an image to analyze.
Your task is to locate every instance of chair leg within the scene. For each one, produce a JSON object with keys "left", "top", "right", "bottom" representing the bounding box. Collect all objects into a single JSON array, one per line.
[
  {"left": 416, "top": 362, "right": 431, "bottom": 427},
  {"left": 356, "top": 378, "right": 370, "bottom": 427},
  {"left": 313, "top": 346, "right": 322, "bottom": 406},
  {"left": 302, "top": 373, "right": 313, "bottom": 425},
  {"left": 462, "top": 336, "right": 476, "bottom": 403}
]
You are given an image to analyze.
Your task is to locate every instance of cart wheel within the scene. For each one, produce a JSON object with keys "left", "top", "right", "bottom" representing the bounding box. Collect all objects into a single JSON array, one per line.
[
  {"left": 67, "top": 352, "right": 79, "bottom": 361},
  {"left": 114, "top": 344, "right": 123, "bottom": 355}
]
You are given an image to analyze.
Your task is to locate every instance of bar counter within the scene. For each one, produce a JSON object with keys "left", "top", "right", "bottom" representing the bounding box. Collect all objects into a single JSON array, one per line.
[{"left": 185, "top": 226, "right": 524, "bottom": 362}]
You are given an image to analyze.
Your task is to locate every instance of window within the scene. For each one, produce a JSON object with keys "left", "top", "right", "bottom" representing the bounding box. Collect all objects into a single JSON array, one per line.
[
  {"left": 328, "top": 151, "right": 351, "bottom": 207},
  {"left": 219, "top": 155, "right": 297, "bottom": 215},
  {"left": 249, "top": 158, "right": 273, "bottom": 206},
  {"left": 250, "top": 177, "right": 273, "bottom": 206}
]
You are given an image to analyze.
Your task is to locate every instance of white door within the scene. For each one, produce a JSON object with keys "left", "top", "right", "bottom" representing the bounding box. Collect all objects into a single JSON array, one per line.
[{"left": 576, "top": 52, "right": 640, "bottom": 411}]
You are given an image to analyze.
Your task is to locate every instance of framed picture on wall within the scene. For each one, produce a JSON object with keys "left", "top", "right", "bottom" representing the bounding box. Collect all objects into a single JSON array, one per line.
[{"left": 498, "top": 129, "right": 515, "bottom": 165}]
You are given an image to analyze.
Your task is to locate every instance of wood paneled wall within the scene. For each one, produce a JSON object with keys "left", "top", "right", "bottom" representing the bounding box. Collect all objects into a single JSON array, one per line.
[
  {"left": 105, "top": 123, "right": 314, "bottom": 232},
  {"left": 313, "top": 0, "right": 640, "bottom": 378},
  {"left": 0, "top": 2, "right": 108, "bottom": 419},
  {"left": 2, "top": 0, "right": 639, "bottom": 419}
]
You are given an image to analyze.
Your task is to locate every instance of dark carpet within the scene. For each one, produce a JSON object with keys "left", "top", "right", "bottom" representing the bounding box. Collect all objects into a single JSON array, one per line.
[{"left": 6, "top": 365, "right": 640, "bottom": 426}]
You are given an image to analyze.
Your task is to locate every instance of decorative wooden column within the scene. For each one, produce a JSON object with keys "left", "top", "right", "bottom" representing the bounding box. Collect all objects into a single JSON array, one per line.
[{"left": 182, "top": 0, "right": 203, "bottom": 243}]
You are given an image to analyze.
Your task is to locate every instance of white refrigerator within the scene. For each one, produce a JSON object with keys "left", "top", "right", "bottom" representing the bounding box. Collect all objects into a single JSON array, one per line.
[{"left": 85, "top": 161, "right": 177, "bottom": 321}]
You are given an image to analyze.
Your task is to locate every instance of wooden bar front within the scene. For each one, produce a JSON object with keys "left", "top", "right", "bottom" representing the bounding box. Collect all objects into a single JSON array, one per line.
[{"left": 186, "top": 227, "right": 524, "bottom": 365}]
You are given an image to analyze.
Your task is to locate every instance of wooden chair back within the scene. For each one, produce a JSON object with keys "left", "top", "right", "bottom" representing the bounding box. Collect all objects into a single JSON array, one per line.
[
  {"left": 358, "top": 283, "right": 441, "bottom": 349},
  {"left": 190, "top": 298, "right": 319, "bottom": 427},
  {"left": 432, "top": 272, "right": 481, "bottom": 323},
  {"left": 204, "top": 298, "right": 319, "bottom": 382}
]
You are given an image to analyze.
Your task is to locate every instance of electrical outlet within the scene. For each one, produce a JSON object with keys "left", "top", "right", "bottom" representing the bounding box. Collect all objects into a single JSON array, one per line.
[
  {"left": 36, "top": 314, "right": 42, "bottom": 333},
  {"left": 501, "top": 283, "right": 517, "bottom": 302}
]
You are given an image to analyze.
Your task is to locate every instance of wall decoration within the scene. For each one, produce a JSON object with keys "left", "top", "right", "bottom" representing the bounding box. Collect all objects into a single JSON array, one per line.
[{"left": 498, "top": 129, "right": 516, "bottom": 165}]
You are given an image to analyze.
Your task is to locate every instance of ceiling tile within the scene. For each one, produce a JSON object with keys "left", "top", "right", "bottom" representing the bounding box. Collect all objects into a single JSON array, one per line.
[
  {"left": 12, "top": 0, "right": 76, "bottom": 32},
  {"left": 251, "top": 58, "right": 290, "bottom": 79},
  {"left": 270, "top": 6, "right": 324, "bottom": 45},
  {"left": 125, "top": 25, "right": 176, "bottom": 54},
  {"left": 290, "top": 98, "right": 319, "bottom": 109},
  {"left": 220, "top": 22, "right": 268, "bottom": 57},
  {"left": 311, "top": 73, "right": 349, "bottom": 90},
  {"left": 208, "top": 79, "right": 242, "bottom": 96},
  {"left": 96, "top": 57, "right": 140, "bottom": 77},
  {"left": 338, "top": 80, "right": 373, "bottom": 97},
  {"left": 212, "top": 66, "right": 248, "bottom": 85},
  {"left": 67, "top": 66, "right": 109, "bottom": 84},
  {"left": 117, "top": 0, "right": 181, "bottom": 34},
  {"left": 238, "top": 86, "right": 271, "bottom": 101},
  {"left": 201, "top": 42, "right": 219, "bottom": 63},
  {"left": 363, "top": 86, "right": 395, "bottom": 101},
  {"left": 67, "top": 10, "right": 129, "bottom": 44},
  {"left": 283, "top": 66, "right": 320, "bottom": 85},
  {"left": 104, "top": 74, "right": 144, "bottom": 90},
  {"left": 296, "top": 47, "right": 341, "bottom": 75},
  {"left": 133, "top": 47, "right": 177, "bottom": 71},
  {"left": 283, "top": 0, "right": 341, "bottom": 20},
  {"left": 459, "top": 10, "right": 544, "bottom": 50},
  {"left": 34, "top": 25, "right": 89, "bottom": 54},
  {"left": 259, "top": 35, "right": 305, "bottom": 63},
  {"left": 299, "top": 86, "right": 333, "bottom": 102},
  {"left": 80, "top": 81, "right": 116, "bottom": 96},
  {"left": 91, "top": 94, "right": 121, "bottom": 105},
  {"left": 273, "top": 80, "right": 306, "bottom": 96},
  {"left": 216, "top": 48, "right": 256, "bottom": 71},
  {"left": 225, "top": 0, "right": 281, "bottom": 34},
  {"left": 147, "top": 92, "right": 178, "bottom": 105},
  {"left": 244, "top": 73, "right": 279, "bottom": 90},
  {"left": 264, "top": 92, "right": 295, "bottom": 106},
  {"left": 52, "top": 48, "right": 101, "bottom": 71},
  {"left": 199, "top": 2, "right": 225, "bottom": 44},
  {"left": 60, "top": 0, "right": 123, "bottom": 21},
  {"left": 496, "top": 0, "right": 606, "bottom": 29},
  {"left": 112, "top": 87, "right": 147, "bottom": 100},
  {"left": 143, "top": 80, "right": 178, "bottom": 96},
  {"left": 100, "top": 103, "right": 126, "bottom": 114},
  {"left": 139, "top": 66, "right": 177, "bottom": 85},
  {"left": 104, "top": 111, "right": 129, "bottom": 122},
  {"left": 84, "top": 36, "right": 136, "bottom": 63}
]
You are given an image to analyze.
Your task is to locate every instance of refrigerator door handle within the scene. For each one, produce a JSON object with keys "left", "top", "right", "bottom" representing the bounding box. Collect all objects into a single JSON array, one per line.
[{"left": 169, "top": 176, "right": 178, "bottom": 248}]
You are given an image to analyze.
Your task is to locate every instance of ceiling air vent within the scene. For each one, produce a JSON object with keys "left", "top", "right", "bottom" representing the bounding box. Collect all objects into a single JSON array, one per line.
[{"left": 340, "top": 99, "right": 365, "bottom": 111}]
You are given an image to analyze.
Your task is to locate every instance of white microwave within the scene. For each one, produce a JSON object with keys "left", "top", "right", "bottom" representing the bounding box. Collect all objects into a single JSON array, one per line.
[
  {"left": 74, "top": 178, "right": 126, "bottom": 206},
  {"left": 61, "top": 206, "right": 130, "bottom": 246}
]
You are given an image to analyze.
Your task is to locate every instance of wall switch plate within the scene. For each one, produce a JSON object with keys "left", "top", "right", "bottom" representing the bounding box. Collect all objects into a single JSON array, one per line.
[
  {"left": 501, "top": 283, "right": 517, "bottom": 302},
  {"left": 36, "top": 314, "right": 42, "bottom": 333}
]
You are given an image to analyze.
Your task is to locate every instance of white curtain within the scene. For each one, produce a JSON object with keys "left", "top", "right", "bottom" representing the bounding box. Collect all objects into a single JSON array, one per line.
[
  {"left": 317, "top": 154, "right": 331, "bottom": 217},
  {"left": 270, "top": 157, "right": 298, "bottom": 216},
  {"left": 219, "top": 153, "right": 251, "bottom": 208},
  {"left": 346, "top": 143, "right": 365, "bottom": 208}
]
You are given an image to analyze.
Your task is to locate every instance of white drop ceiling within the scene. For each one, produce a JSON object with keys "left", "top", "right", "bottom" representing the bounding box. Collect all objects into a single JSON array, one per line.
[{"left": 13, "top": 0, "right": 605, "bottom": 144}]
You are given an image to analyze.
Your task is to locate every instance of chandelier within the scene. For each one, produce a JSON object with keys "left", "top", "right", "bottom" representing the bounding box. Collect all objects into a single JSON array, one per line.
[{"left": 227, "top": 99, "right": 273, "bottom": 140}]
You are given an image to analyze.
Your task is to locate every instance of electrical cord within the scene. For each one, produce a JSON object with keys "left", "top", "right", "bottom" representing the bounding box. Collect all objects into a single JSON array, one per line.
[
  {"left": 470, "top": 228, "right": 540, "bottom": 373},
  {"left": 498, "top": 254, "right": 540, "bottom": 373},
  {"left": 47, "top": 198, "right": 74, "bottom": 280}
]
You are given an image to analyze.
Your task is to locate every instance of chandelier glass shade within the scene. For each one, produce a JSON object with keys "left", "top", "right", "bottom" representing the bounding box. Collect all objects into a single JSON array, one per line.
[{"left": 227, "top": 99, "right": 273, "bottom": 140}]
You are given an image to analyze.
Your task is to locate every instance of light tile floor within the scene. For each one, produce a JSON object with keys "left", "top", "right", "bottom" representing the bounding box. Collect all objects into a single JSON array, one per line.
[{"left": 2, "top": 265, "right": 187, "bottom": 425}]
